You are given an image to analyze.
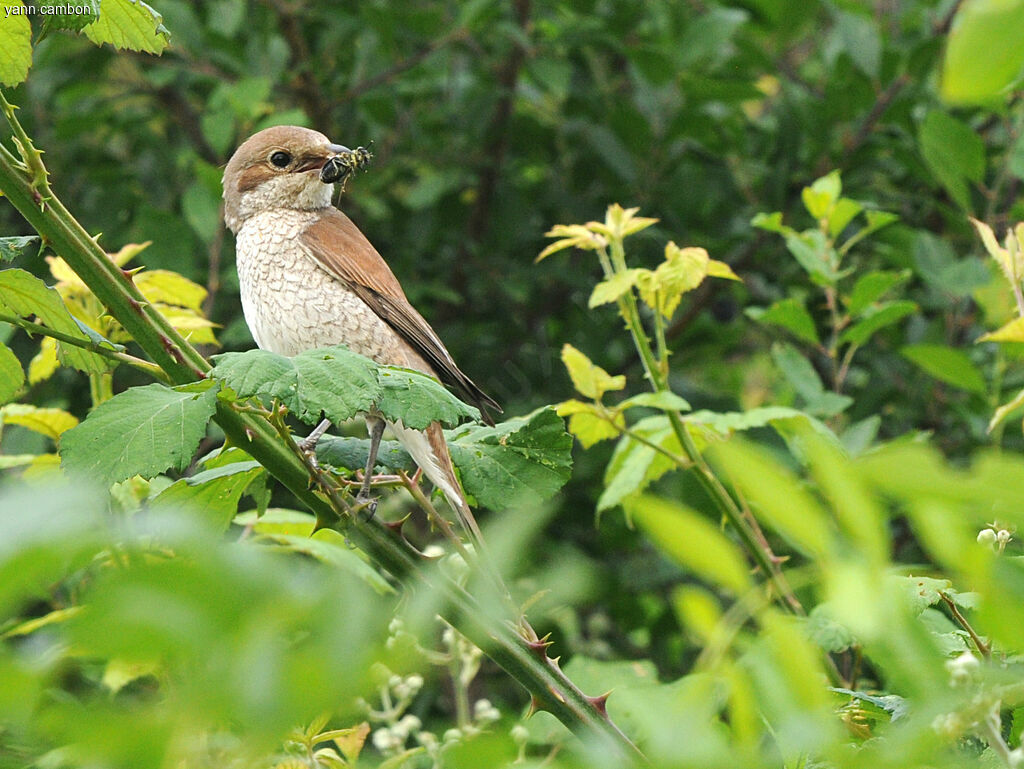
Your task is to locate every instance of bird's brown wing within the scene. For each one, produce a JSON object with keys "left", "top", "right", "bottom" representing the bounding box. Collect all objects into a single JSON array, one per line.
[{"left": 300, "top": 208, "right": 501, "bottom": 425}]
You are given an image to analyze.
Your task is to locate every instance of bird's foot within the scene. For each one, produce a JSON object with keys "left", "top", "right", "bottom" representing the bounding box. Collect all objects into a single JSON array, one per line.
[
  {"left": 298, "top": 438, "right": 320, "bottom": 470},
  {"left": 355, "top": 491, "right": 378, "bottom": 522}
]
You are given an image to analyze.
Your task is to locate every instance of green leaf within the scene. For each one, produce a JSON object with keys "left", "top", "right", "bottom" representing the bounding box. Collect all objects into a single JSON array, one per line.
[
  {"left": 316, "top": 436, "right": 415, "bottom": 473},
  {"left": 628, "top": 494, "right": 752, "bottom": 594},
  {"left": 840, "top": 300, "right": 917, "bottom": 346},
  {"left": 800, "top": 425, "right": 889, "bottom": 563},
  {"left": 941, "top": 0, "right": 1024, "bottom": 104},
  {"left": 784, "top": 230, "right": 838, "bottom": 285},
  {"left": 686, "top": 406, "right": 827, "bottom": 435},
  {"left": 82, "top": 0, "right": 171, "bottom": 54},
  {"left": 751, "top": 211, "right": 795, "bottom": 237},
  {"left": 0, "top": 2, "right": 32, "bottom": 86},
  {"left": 0, "top": 236, "right": 39, "bottom": 263},
  {"left": 38, "top": 0, "right": 100, "bottom": 36},
  {"left": 251, "top": 529, "right": 394, "bottom": 595},
  {"left": 807, "top": 605, "right": 855, "bottom": 652},
  {"left": 834, "top": 11, "right": 881, "bottom": 78},
  {"left": 828, "top": 198, "right": 863, "bottom": 238},
  {"left": 182, "top": 178, "right": 223, "bottom": 242},
  {"left": 618, "top": 391, "right": 692, "bottom": 412},
  {"left": 890, "top": 574, "right": 953, "bottom": 615},
  {"left": 560, "top": 343, "right": 625, "bottom": 400},
  {"left": 589, "top": 269, "right": 642, "bottom": 308},
  {"left": 152, "top": 461, "right": 264, "bottom": 531},
  {"left": 375, "top": 366, "right": 478, "bottom": 429},
  {"left": 830, "top": 688, "right": 909, "bottom": 722},
  {"left": 0, "top": 343, "right": 24, "bottom": 405},
  {"left": 0, "top": 269, "right": 110, "bottom": 374},
  {"left": 747, "top": 298, "right": 820, "bottom": 345},
  {"left": 211, "top": 346, "right": 380, "bottom": 426},
  {"left": 60, "top": 383, "right": 218, "bottom": 487},
  {"left": 598, "top": 415, "right": 679, "bottom": 512},
  {"left": 771, "top": 343, "right": 851, "bottom": 417},
  {"left": 901, "top": 344, "right": 987, "bottom": 395},
  {"left": 914, "top": 231, "right": 990, "bottom": 297},
  {"left": 845, "top": 270, "right": 910, "bottom": 316},
  {"left": 919, "top": 111, "right": 986, "bottom": 210},
  {"left": 447, "top": 408, "right": 573, "bottom": 509},
  {"left": 710, "top": 438, "right": 835, "bottom": 559}
]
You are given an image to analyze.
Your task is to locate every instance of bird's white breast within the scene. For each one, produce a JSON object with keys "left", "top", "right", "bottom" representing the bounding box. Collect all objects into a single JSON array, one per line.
[{"left": 234, "top": 208, "right": 397, "bottom": 362}]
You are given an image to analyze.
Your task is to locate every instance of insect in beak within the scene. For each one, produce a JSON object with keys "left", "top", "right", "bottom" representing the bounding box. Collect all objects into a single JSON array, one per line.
[{"left": 320, "top": 145, "right": 373, "bottom": 184}]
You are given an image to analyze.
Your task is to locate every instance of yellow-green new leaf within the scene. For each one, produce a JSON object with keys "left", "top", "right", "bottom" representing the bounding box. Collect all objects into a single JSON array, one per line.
[
  {"left": 135, "top": 270, "right": 207, "bottom": 311},
  {"left": 0, "top": 343, "right": 24, "bottom": 405},
  {"left": 537, "top": 224, "right": 607, "bottom": 261},
  {"left": 603, "top": 203, "right": 658, "bottom": 240},
  {"left": 556, "top": 400, "right": 622, "bottom": 448},
  {"left": 560, "top": 343, "right": 625, "bottom": 399},
  {"left": 628, "top": 494, "right": 752, "bottom": 595},
  {"left": 970, "top": 217, "right": 1021, "bottom": 284},
  {"left": 0, "top": 2, "right": 32, "bottom": 86},
  {"left": 707, "top": 259, "right": 741, "bottom": 281},
  {"left": 989, "top": 386, "right": 1024, "bottom": 434},
  {"left": 637, "top": 244, "right": 708, "bottom": 318},
  {"left": 28, "top": 336, "right": 59, "bottom": 384},
  {"left": 589, "top": 269, "right": 643, "bottom": 308},
  {"left": 1, "top": 404, "right": 78, "bottom": 440},
  {"left": 979, "top": 316, "right": 1024, "bottom": 344}
]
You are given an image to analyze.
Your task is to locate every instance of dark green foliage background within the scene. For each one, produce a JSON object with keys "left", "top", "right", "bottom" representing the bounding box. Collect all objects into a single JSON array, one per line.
[{"left": 3, "top": 1, "right": 1024, "bottom": 763}]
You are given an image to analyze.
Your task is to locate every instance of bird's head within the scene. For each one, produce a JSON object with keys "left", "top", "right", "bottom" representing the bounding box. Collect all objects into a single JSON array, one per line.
[{"left": 222, "top": 125, "right": 353, "bottom": 233}]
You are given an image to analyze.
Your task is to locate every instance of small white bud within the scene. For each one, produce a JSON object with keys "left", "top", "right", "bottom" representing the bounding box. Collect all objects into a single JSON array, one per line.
[
  {"left": 398, "top": 714, "right": 422, "bottom": 732},
  {"left": 978, "top": 529, "right": 998, "bottom": 546},
  {"left": 510, "top": 724, "right": 529, "bottom": 744},
  {"left": 406, "top": 674, "right": 424, "bottom": 692},
  {"left": 443, "top": 728, "right": 462, "bottom": 743},
  {"left": 372, "top": 728, "right": 402, "bottom": 752},
  {"left": 945, "top": 651, "right": 980, "bottom": 685},
  {"left": 473, "top": 698, "right": 501, "bottom": 722},
  {"left": 417, "top": 731, "right": 438, "bottom": 749}
]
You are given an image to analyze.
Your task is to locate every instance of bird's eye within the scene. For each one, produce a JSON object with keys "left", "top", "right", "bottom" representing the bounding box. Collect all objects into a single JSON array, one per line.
[{"left": 269, "top": 151, "right": 292, "bottom": 168}]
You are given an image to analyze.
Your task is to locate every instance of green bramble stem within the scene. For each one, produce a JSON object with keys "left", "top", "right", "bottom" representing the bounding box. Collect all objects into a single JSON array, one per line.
[
  {"left": 0, "top": 92, "right": 646, "bottom": 764},
  {"left": 600, "top": 235, "right": 805, "bottom": 617}
]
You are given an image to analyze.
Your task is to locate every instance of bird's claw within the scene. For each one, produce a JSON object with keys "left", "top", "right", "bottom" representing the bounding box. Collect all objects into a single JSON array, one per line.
[{"left": 355, "top": 493, "right": 378, "bottom": 522}]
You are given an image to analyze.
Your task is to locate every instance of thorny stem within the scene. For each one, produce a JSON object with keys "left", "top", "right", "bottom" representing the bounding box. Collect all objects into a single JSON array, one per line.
[
  {"left": 0, "top": 93, "right": 646, "bottom": 764},
  {"left": 941, "top": 592, "right": 991, "bottom": 659},
  {"left": 398, "top": 470, "right": 472, "bottom": 559},
  {"left": 0, "top": 312, "right": 169, "bottom": 382}
]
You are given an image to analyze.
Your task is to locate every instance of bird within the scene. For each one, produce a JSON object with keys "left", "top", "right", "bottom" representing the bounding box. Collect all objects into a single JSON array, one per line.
[{"left": 222, "top": 125, "right": 501, "bottom": 539}]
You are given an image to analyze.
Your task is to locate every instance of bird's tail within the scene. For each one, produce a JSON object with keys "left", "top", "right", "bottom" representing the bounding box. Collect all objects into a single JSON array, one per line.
[{"left": 388, "top": 419, "right": 484, "bottom": 544}]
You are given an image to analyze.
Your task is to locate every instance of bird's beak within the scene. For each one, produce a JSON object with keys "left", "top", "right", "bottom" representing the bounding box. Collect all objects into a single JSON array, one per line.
[{"left": 319, "top": 142, "right": 354, "bottom": 183}]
